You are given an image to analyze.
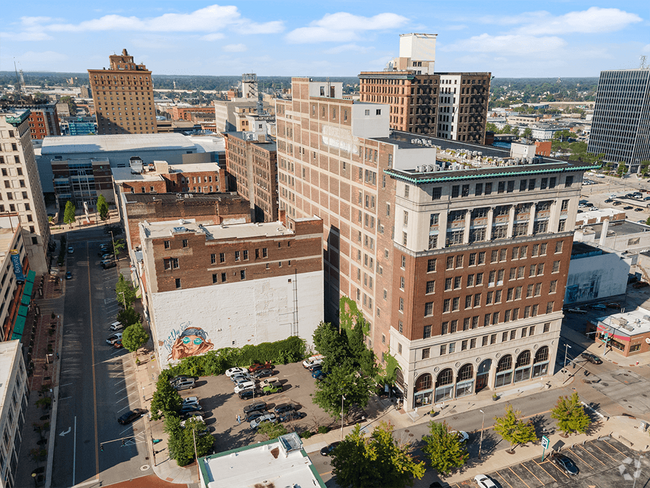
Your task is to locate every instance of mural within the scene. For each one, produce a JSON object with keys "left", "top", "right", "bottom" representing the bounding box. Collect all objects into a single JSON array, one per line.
[
  {"left": 162, "top": 324, "right": 214, "bottom": 361},
  {"left": 565, "top": 270, "right": 602, "bottom": 304}
]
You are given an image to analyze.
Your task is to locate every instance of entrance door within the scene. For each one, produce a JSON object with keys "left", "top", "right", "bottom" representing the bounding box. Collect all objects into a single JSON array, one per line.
[{"left": 475, "top": 359, "right": 492, "bottom": 392}]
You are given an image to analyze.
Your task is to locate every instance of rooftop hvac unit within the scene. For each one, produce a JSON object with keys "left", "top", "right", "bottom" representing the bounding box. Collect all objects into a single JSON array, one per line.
[
  {"left": 643, "top": 315, "right": 650, "bottom": 322},
  {"left": 416, "top": 166, "right": 423, "bottom": 172},
  {"left": 614, "top": 317, "right": 628, "bottom": 326}
]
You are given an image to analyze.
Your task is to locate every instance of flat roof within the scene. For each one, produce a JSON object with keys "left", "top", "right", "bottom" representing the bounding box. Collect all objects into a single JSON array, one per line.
[
  {"left": 168, "top": 163, "right": 221, "bottom": 173},
  {"left": 225, "top": 131, "right": 277, "bottom": 151},
  {"left": 188, "top": 135, "right": 226, "bottom": 154},
  {"left": 0, "top": 341, "right": 21, "bottom": 413},
  {"left": 112, "top": 167, "right": 164, "bottom": 183},
  {"left": 141, "top": 219, "right": 295, "bottom": 241},
  {"left": 586, "top": 220, "right": 650, "bottom": 239},
  {"left": 41, "top": 133, "right": 195, "bottom": 155},
  {"left": 124, "top": 192, "right": 242, "bottom": 205},
  {"left": 571, "top": 242, "right": 606, "bottom": 258},
  {"left": 198, "top": 433, "right": 325, "bottom": 488},
  {"left": 597, "top": 307, "right": 650, "bottom": 338}
]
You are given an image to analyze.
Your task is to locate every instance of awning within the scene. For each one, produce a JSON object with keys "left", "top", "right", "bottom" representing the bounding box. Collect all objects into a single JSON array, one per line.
[
  {"left": 26, "top": 270, "right": 36, "bottom": 283},
  {"left": 21, "top": 294, "right": 31, "bottom": 306},
  {"left": 23, "top": 281, "right": 34, "bottom": 297},
  {"left": 18, "top": 305, "right": 29, "bottom": 317},
  {"left": 11, "top": 315, "right": 26, "bottom": 340}
]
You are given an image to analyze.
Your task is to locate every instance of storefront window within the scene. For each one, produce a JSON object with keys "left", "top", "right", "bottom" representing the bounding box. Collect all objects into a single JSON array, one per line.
[{"left": 495, "top": 355, "right": 513, "bottom": 388}]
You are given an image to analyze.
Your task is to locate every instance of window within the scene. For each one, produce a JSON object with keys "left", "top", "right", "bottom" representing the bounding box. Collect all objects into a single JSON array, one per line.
[
  {"left": 495, "top": 290, "right": 502, "bottom": 303},
  {"left": 561, "top": 199, "right": 569, "bottom": 211},
  {"left": 498, "top": 181, "right": 505, "bottom": 194},
  {"left": 445, "top": 278, "right": 452, "bottom": 291},
  {"left": 404, "top": 184, "right": 410, "bottom": 197},
  {"left": 430, "top": 213, "right": 439, "bottom": 226},
  {"left": 540, "top": 178, "right": 548, "bottom": 190},
  {"left": 452, "top": 297, "right": 460, "bottom": 311},
  {"left": 235, "top": 251, "right": 241, "bottom": 261},
  {"left": 467, "top": 274, "right": 475, "bottom": 287},
  {"left": 465, "top": 295, "right": 473, "bottom": 309},
  {"left": 469, "top": 253, "right": 476, "bottom": 266},
  {"left": 240, "top": 270, "right": 246, "bottom": 280},
  {"left": 456, "top": 255, "right": 464, "bottom": 268},
  {"left": 423, "top": 325, "right": 432, "bottom": 339},
  {"left": 401, "top": 255, "right": 406, "bottom": 268},
  {"left": 478, "top": 252, "right": 486, "bottom": 264},
  {"left": 529, "top": 326, "right": 535, "bottom": 336},
  {"left": 164, "top": 240, "right": 170, "bottom": 249},
  {"left": 400, "top": 277, "right": 405, "bottom": 290},
  {"left": 454, "top": 276, "right": 462, "bottom": 289},
  {"left": 520, "top": 179, "right": 527, "bottom": 192},
  {"left": 219, "top": 252, "right": 225, "bottom": 263},
  {"left": 552, "top": 260, "right": 560, "bottom": 273},
  {"left": 509, "top": 268, "right": 516, "bottom": 280},
  {"left": 534, "top": 283, "right": 542, "bottom": 296},
  {"left": 512, "top": 247, "right": 519, "bottom": 260},
  {"left": 491, "top": 250, "right": 498, "bottom": 263},
  {"left": 485, "top": 182, "right": 492, "bottom": 195},
  {"left": 540, "top": 243, "right": 547, "bottom": 255},
  {"left": 530, "top": 264, "right": 537, "bottom": 277},
  {"left": 422, "top": 348, "right": 431, "bottom": 359},
  {"left": 182, "top": 239, "right": 188, "bottom": 248},
  {"left": 443, "top": 299, "right": 451, "bottom": 313},
  {"left": 446, "top": 256, "right": 454, "bottom": 270},
  {"left": 550, "top": 280, "right": 557, "bottom": 293},
  {"left": 451, "top": 185, "right": 460, "bottom": 198},
  {"left": 212, "top": 273, "right": 218, "bottom": 284},
  {"left": 546, "top": 301, "right": 554, "bottom": 314},
  {"left": 398, "top": 343, "right": 402, "bottom": 355},
  {"left": 555, "top": 241, "right": 563, "bottom": 253},
  {"left": 243, "top": 250, "right": 249, "bottom": 260},
  {"left": 517, "top": 266, "right": 525, "bottom": 279},
  {"left": 482, "top": 335, "right": 488, "bottom": 346},
  {"left": 427, "top": 259, "right": 437, "bottom": 272},
  {"left": 399, "top": 298, "right": 404, "bottom": 312},
  {"left": 486, "top": 291, "right": 493, "bottom": 304},
  {"left": 507, "top": 288, "right": 514, "bottom": 301},
  {"left": 474, "top": 293, "right": 481, "bottom": 307},
  {"left": 476, "top": 272, "right": 484, "bottom": 285},
  {"left": 426, "top": 281, "right": 435, "bottom": 294},
  {"left": 175, "top": 278, "right": 181, "bottom": 289},
  {"left": 398, "top": 321, "right": 403, "bottom": 333},
  {"left": 543, "top": 322, "right": 550, "bottom": 333},
  {"left": 475, "top": 183, "right": 483, "bottom": 195},
  {"left": 442, "top": 322, "right": 449, "bottom": 334},
  {"left": 565, "top": 176, "right": 574, "bottom": 187},
  {"left": 425, "top": 302, "right": 433, "bottom": 316},
  {"left": 432, "top": 187, "right": 442, "bottom": 200},
  {"left": 507, "top": 180, "right": 515, "bottom": 193},
  {"left": 462, "top": 184, "right": 470, "bottom": 197},
  {"left": 221, "top": 273, "right": 227, "bottom": 282},
  {"left": 440, "top": 345, "right": 447, "bottom": 355},
  {"left": 515, "top": 286, "right": 522, "bottom": 300},
  {"left": 521, "top": 327, "right": 527, "bottom": 338}
]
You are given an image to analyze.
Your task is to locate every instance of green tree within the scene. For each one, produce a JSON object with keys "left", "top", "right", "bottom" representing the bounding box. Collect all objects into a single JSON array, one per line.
[
  {"left": 551, "top": 392, "right": 592, "bottom": 436},
  {"left": 501, "top": 124, "right": 512, "bottom": 134},
  {"left": 486, "top": 122, "right": 499, "bottom": 133},
  {"left": 63, "top": 201, "right": 76, "bottom": 227},
  {"left": 117, "top": 307, "right": 141, "bottom": 328},
  {"left": 640, "top": 161, "right": 650, "bottom": 177},
  {"left": 116, "top": 273, "right": 138, "bottom": 308},
  {"left": 122, "top": 322, "right": 149, "bottom": 352},
  {"left": 646, "top": 216, "right": 650, "bottom": 226},
  {"left": 422, "top": 421, "right": 469, "bottom": 476},
  {"left": 96, "top": 195, "right": 109, "bottom": 221},
  {"left": 313, "top": 365, "right": 373, "bottom": 421},
  {"left": 164, "top": 415, "right": 213, "bottom": 466},
  {"left": 346, "top": 319, "right": 377, "bottom": 378},
  {"left": 257, "top": 421, "right": 287, "bottom": 440},
  {"left": 113, "top": 238, "right": 125, "bottom": 259},
  {"left": 522, "top": 128, "right": 533, "bottom": 139},
  {"left": 616, "top": 162, "right": 627, "bottom": 178},
  {"left": 512, "top": 127, "right": 520, "bottom": 137},
  {"left": 332, "top": 423, "right": 425, "bottom": 488},
  {"left": 493, "top": 404, "right": 537, "bottom": 453},
  {"left": 313, "top": 321, "right": 351, "bottom": 369},
  {"left": 151, "top": 377, "right": 182, "bottom": 420}
]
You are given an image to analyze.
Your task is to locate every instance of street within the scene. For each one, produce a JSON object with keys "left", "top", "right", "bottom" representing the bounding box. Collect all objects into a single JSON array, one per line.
[{"left": 51, "top": 227, "right": 150, "bottom": 488}]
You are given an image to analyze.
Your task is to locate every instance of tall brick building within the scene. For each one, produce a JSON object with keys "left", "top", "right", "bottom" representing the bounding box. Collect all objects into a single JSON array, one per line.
[
  {"left": 276, "top": 77, "right": 592, "bottom": 409},
  {"left": 359, "top": 34, "right": 490, "bottom": 144},
  {"left": 88, "top": 49, "right": 157, "bottom": 135}
]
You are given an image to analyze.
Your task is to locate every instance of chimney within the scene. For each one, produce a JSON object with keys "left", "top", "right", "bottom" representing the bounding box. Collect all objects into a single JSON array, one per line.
[{"left": 599, "top": 219, "right": 609, "bottom": 246}]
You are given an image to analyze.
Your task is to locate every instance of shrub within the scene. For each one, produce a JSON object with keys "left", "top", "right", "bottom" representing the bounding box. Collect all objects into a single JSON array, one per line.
[
  {"left": 317, "top": 425, "right": 330, "bottom": 434},
  {"left": 300, "top": 431, "right": 313, "bottom": 439}
]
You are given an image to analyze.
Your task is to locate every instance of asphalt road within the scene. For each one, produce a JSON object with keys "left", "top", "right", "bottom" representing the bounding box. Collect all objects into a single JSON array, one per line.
[{"left": 51, "top": 227, "right": 150, "bottom": 488}]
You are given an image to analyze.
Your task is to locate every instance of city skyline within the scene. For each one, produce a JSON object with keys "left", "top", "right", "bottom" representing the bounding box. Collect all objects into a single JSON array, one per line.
[{"left": 1, "top": 1, "right": 648, "bottom": 78}]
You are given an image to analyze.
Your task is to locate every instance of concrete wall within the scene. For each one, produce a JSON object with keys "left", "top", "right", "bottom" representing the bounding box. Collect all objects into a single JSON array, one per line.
[
  {"left": 565, "top": 252, "right": 630, "bottom": 304},
  {"left": 150, "top": 270, "right": 324, "bottom": 367}
]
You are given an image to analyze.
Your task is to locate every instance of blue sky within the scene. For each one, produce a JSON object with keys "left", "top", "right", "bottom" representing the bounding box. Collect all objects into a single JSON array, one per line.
[{"left": 1, "top": 1, "right": 648, "bottom": 78}]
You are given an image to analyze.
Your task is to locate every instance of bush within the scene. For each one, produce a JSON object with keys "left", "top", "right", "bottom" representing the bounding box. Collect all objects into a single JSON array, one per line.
[
  {"left": 300, "top": 431, "right": 313, "bottom": 439},
  {"left": 317, "top": 425, "right": 330, "bottom": 434}
]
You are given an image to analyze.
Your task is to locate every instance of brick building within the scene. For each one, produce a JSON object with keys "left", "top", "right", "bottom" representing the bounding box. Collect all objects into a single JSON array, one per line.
[
  {"left": 138, "top": 215, "right": 323, "bottom": 367},
  {"left": 587, "top": 308, "right": 650, "bottom": 357},
  {"left": 169, "top": 106, "right": 216, "bottom": 122},
  {"left": 0, "top": 215, "right": 29, "bottom": 342},
  {"left": 359, "top": 34, "right": 490, "bottom": 144},
  {"left": 88, "top": 49, "right": 157, "bottom": 135},
  {"left": 52, "top": 158, "right": 113, "bottom": 207},
  {"left": 276, "top": 77, "right": 592, "bottom": 409},
  {"left": 224, "top": 130, "right": 278, "bottom": 222}
]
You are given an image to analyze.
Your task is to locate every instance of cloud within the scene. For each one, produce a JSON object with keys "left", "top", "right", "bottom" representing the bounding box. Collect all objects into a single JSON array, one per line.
[
  {"left": 446, "top": 25, "right": 467, "bottom": 31},
  {"left": 20, "top": 50, "right": 68, "bottom": 63},
  {"left": 444, "top": 33, "right": 566, "bottom": 56},
  {"left": 201, "top": 33, "right": 225, "bottom": 41},
  {"left": 286, "top": 12, "right": 408, "bottom": 44},
  {"left": 323, "top": 44, "right": 374, "bottom": 55},
  {"left": 222, "top": 43, "right": 247, "bottom": 52}
]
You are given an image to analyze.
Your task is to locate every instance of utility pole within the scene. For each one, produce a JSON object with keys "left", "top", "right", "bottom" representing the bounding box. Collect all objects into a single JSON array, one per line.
[
  {"left": 340, "top": 394, "right": 346, "bottom": 441},
  {"left": 192, "top": 428, "right": 200, "bottom": 480},
  {"left": 478, "top": 409, "right": 485, "bottom": 459}
]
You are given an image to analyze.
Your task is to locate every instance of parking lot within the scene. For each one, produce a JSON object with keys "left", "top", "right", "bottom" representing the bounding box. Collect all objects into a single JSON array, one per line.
[
  {"left": 176, "top": 362, "right": 342, "bottom": 452},
  {"left": 449, "top": 437, "right": 647, "bottom": 487}
]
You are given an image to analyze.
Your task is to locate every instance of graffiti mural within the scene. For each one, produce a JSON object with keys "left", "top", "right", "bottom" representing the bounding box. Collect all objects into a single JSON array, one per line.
[{"left": 165, "top": 326, "right": 214, "bottom": 361}]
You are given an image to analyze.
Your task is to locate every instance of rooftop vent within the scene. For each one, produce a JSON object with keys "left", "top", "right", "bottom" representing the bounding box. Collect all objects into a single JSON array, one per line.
[{"left": 172, "top": 226, "right": 187, "bottom": 234}]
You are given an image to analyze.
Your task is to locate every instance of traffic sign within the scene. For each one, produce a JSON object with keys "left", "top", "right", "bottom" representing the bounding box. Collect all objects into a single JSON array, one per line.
[{"left": 541, "top": 435, "right": 550, "bottom": 449}]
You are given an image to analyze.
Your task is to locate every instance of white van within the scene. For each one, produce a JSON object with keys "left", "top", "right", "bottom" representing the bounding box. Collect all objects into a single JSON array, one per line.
[{"left": 110, "top": 321, "right": 124, "bottom": 331}]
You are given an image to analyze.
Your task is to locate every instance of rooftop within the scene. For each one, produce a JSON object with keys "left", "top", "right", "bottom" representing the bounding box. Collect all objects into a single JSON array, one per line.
[
  {"left": 187, "top": 135, "right": 226, "bottom": 154},
  {"left": 0, "top": 341, "right": 21, "bottom": 414},
  {"left": 41, "top": 133, "right": 196, "bottom": 155},
  {"left": 112, "top": 167, "right": 164, "bottom": 183},
  {"left": 198, "top": 433, "right": 325, "bottom": 488},
  {"left": 141, "top": 219, "right": 295, "bottom": 241},
  {"left": 167, "top": 163, "right": 221, "bottom": 173},
  {"left": 0, "top": 216, "right": 20, "bottom": 258},
  {"left": 585, "top": 220, "right": 650, "bottom": 239},
  {"left": 124, "top": 192, "right": 242, "bottom": 205},
  {"left": 571, "top": 242, "right": 606, "bottom": 259},
  {"left": 597, "top": 307, "right": 650, "bottom": 338}
]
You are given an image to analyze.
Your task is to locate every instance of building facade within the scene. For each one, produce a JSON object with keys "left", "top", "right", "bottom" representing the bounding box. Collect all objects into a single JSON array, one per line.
[
  {"left": 224, "top": 131, "right": 278, "bottom": 222},
  {"left": 588, "top": 68, "right": 650, "bottom": 172},
  {"left": 0, "top": 340, "right": 29, "bottom": 488},
  {"left": 88, "top": 49, "right": 157, "bottom": 135},
  {"left": 52, "top": 158, "right": 113, "bottom": 207},
  {"left": 359, "top": 34, "right": 490, "bottom": 144},
  {"left": 0, "top": 109, "right": 49, "bottom": 273},
  {"left": 139, "top": 216, "right": 323, "bottom": 367},
  {"left": 276, "top": 77, "right": 590, "bottom": 410},
  {"left": 0, "top": 216, "right": 28, "bottom": 342}
]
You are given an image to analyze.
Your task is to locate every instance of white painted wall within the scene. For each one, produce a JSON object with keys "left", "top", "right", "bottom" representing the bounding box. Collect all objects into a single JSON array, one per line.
[
  {"left": 565, "top": 252, "right": 630, "bottom": 304},
  {"left": 150, "top": 270, "right": 324, "bottom": 367},
  {"left": 393, "top": 145, "right": 436, "bottom": 171},
  {"left": 351, "top": 104, "right": 390, "bottom": 139}
]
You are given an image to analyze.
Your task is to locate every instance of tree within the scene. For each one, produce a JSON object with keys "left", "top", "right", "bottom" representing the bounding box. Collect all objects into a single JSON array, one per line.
[
  {"left": 257, "top": 421, "right": 287, "bottom": 440},
  {"left": 646, "top": 216, "right": 650, "bottom": 226},
  {"left": 640, "top": 160, "right": 650, "bottom": 177},
  {"left": 493, "top": 404, "right": 537, "bottom": 453},
  {"left": 486, "top": 123, "right": 499, "bottom": 133},
  {"left": 501, "top": 124, "right": 512, "bottom": 134},
  {"left": 122, "top": 322, "right": 149, "bottom": 352},
  {"left": 522, "top": 128, "right": 533, "bottom": 139},
  {"left": 422, "top": 421, "right": 468, "bottom": 476},
  {"left": 116, "top": 273, "right": 138, "bottom": 308},
  {"left": 164, "top": 415, "right": 213, "bottom": 466},
  {"left": 512, "top": 127, "right": 520, "bottom": 137},
  {"left": 313, "top": 365, "right": 373, "bottom": 420},
  {"left": 117, "top": 307, "right": 141, "bottom": 328},
  {"left": 551, "top": 392, "right": 591, "bottom": 436},
  {"left": 97, "top": 195, "right": 109, "bottom": 221},
  {"left": 151, "top": 377, "right": 182, "bottom": 420},
  {"left": 616, "top": 162, "right": 627, "bottom": 177},
  {"left": 313, "top": 321, "right": 351, "bottom": 369},
  {"left": 113, "top": 238, "right": 125, "bottom": 259},
  {"left": 332, "top": 423, "right": 425, "bottom": 488},
  {"left": 63, "top": 201, "right": 76, "bottom": 227}
]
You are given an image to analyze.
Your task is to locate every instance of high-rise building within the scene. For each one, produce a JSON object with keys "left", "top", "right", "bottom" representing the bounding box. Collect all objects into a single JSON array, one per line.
[
  {"left": 0, "top": 109, "right": 50, "bottom": 273},
  {"left": 5, "top": 101, "right": 60, "bottom": 140},
  {"left": 276, "top": 77, "right": 591, "bottom": 410},
  {"left": 88, "top": 49, "right": 157, "bottom": 135},
  {"left": 588, "top": 68, "right": 650, "bottom": 172},
  {"left": 359, "top": 33, "right": 491, "bottom": 144}
]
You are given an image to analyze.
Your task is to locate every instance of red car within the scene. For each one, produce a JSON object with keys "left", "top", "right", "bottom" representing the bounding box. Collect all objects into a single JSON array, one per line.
[
  {"left": 249, "top": 361, "right": 273, "bottom": 373},
  {"left": 113, "top": 339, "right": 123, "bottom": 349}
]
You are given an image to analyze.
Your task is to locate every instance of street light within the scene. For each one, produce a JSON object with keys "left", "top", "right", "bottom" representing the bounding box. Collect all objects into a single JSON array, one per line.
[
  {"left": 563, "top": 344, "right": 572, "bottom": 377},
  {"left": 478, "top": 409, "right": 485, "bottom": 459},
  {"left": 340, "top": 394, "right": 346, "bottom": 441}
]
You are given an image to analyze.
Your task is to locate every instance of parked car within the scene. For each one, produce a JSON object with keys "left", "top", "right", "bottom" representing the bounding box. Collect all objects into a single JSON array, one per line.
[
  {"left": 67, "top": 246, "right": 74, "bottom": 254},
  {"left": 262, "top": 384, "right": 282, "bottom": 395},
  {"left": 238, "top": 389, "right": 260, "bottom": 400},
  {"left": 613, "top": 201, "right": 622, "bottom": 205},
  {"left": 307, "top": 362, "right": 324, "bottom": 372},
  {"left": 250, "top": 413, "right": 277, "bottom": 429},
  {"left": 274, "top": 403, "right": 294, "bottom": 415},
  {"left": 234, "top": 381, "right": 256, "bottom": 394},
  {"left": 102, "top": 261, "right": 116, "bottom": 269},
  {"left": 243, "top": 401, "right": 267, "bottom": 415},
  {"left": 581, "top": 353, "right": 603, "bottom": 365},
  {"left": 302, "top": 354, "right": 324, "bottom": 368},
  {"left": 633, "top": 281, "right": 650, "bottom": 289},
  {"left": 604, "top": 199, "right": 613, "bottom": 203},
  {"left": 451, "top": 430, "right": 469, "bottom": 443},
  {"left": 180, "top": 415, "right": 204, "bottom": 427},
  {"left": 109, "top": 321, "right": 123, "bottom": 331},
  {"left": 320, "top": 442, "right": 340, "bottom": 456},
  {"left": 249, "top": 361, "right": 273, "bottom": 373},
  {"left": 474, "top": 475, "right": 498, "bottom": 488},
  {"left": 231, "top": 374, "right": 253, "bottom": 384},
  {"left": 252, "top": 369, "right": 274, "bottom": 379},
  {"left": 65, "top": 271, "right": 72, "bottom": 280},
  {"left": 245, "top": 411, "right": 267, "bottom": 423},
  {"left": 106, "top": 333, "right": 122, "bottom": 345},
  {"left": 113, "top": 339, "right": 123, "bottom": 349},
  {"left": 179, "top": 404, "right": 202, "bottom": 414},
  {"left": 624, "top": 206, "right": 634, "bottom": 210},
  {"left": 551, "top": 453, "right": 579, "bottom": 476},
  {"left": 634, "top": 208, "right": 644, "bottom": 212},
  {"left": 182, "top": 396, "right": 200, "bottom": 407},
  {"left": 101, "top": 253, "right": 113, "bottom": 261},
  {"left": 313, "top": 370, "right": 330, "bottom": 381},
  {"left": 173, "top": 378, "right": 196, "bottom": 391},
  {"left": 279, "top": 411, "right": 306, "bottom": 423},
  {"left": 589, "top": 304, "right": 607, "bottom": 311},
  {"left": 118, "top": 408, "right": 146, "bottom": 425},
  {"left": 225, "top": 367, "right": 248, "bottom": 378}
]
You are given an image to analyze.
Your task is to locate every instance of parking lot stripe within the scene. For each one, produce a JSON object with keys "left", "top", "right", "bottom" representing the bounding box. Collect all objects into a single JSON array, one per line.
[
  {"left": 507, "top": 467, "right": 531, "bottom": 488},
  {"left": 547, "top": 459, "right": 570, "bottom": 479},
  {"left": 493, "top": 470, "right": 513, "bottom": 488},
  {"left": 590, "top": 441, "right": 618, "bottom": 462},
  {"left": 533, "top": 460, "right": 556, "bottom": 482},
  {"left": 521, "top": 461, "right": 546, "bottom": 485},
  {"left": 575, "top": 443, "right": 606, "bottom": 466},
  {"left": 569, "top": 446, "right": 595, "bottom": 470},
  {"left": 601, "top": 438, "right": 628, "bottom": 457}
]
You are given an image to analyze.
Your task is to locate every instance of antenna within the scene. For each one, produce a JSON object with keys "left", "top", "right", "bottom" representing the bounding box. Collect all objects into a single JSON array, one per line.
[{"left": 641, "top": 55, "right": 648, "bottom": 69}]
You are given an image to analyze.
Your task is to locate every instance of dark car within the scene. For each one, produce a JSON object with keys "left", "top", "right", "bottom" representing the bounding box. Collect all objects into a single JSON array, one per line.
[
  {"left": 245, "top": 411, "right": 267, "bottom": 422},
  {"left": 308, "top": 362, "right": 323, "bottom": 372},
  {"left": 604, "top": 199, "right": 613, "bottom": 203},
  {"left": 624, "top": 206, "right": 634, "bottom": 210},
  {"left": 238, "top": 389, "right": 260, "bottom": 400},
  {"left": 581, "top": 353, "right": 602, "bottom": 364},
  {"left": 634, "top": 207, "right": 644, "bottom": 212},
  {"left": 243, "top": 401, "right": 267, "bottom": 415},
  {"left": 320, "top": 442, "right": 341, "bottom": 456},
  {"left": 633, "top": 281, "right": 650, "bottom": 289},
  {"left": 102, "top": 261, "right": 117, "bottom": 269},
  {"left": 118, "top": 408, "right": 146, "bottom": 425},
  {"left": 279, "top": 411, "right": 306, "bottom": 423},
  {"left": 249, "top": 361, "right": 274, "bottom": 373},
  {"left": 179, "top": 404, "right": 202, "bottom": 414},
  {"left": 313, "top": 370, "right": 330, "bottom": 381},
  {"left": 274, "top": 403, "right": 294, "bottom": 415},
  {"left": 65, "top": 271, "right": 72, "bottom": 280},
  {"left": 551, "top": 453, "right": 579, "bottom": 476},
  {"left": 252, "top": 369, "right": 274, "bottom": 379}
]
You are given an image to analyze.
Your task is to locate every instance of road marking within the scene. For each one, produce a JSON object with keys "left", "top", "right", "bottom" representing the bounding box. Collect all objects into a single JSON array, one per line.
[
  {"left": 569, "top": 446, "right": 594, "bottom": 470},
  {"left": 117, "top": 404, "right": 131, "bottom": 413},
  {"left": 507, "top": 466, "right": 531, "bottom": 488},
  {"left": 521, "top": 461, "right": 544, "bottom": 485},
  {"left": 494, "top": 470, "right": 513, "bottom": 488},
  {"left": 60, "top": 383, "right": 73, "bottom": 388},
  {"left": 116, "top": 394, "right": 130, "bottom": 403},
  {"left": 548, "top": 460, "right": 570, "bottom": 478},
  {"left": 59, "top": 396, "right": 72, "bottom": 401},
  {"left": 72, "top": 416, "right": 77, "bottom": 485},
  {"left": 534, "top": 459, "right": 556, "bottom": 481},
  {"left": 575, "top": 444, "right": 606, "bottom": 466},
  {"left": 86, "top": 241, "right": 100, "bottom": 481},
  {"left": 590, "top": 441, "right": 618, "bottom": 462},
  {"left": 115, "top": 386, "right": 128, "bottom": 394},
  {"left": 602, "top": 438, "right": 628, "bottom": 457}
]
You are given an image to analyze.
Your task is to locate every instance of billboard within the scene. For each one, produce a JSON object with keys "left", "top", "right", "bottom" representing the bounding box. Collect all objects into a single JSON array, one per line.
[{"left": 10, "top": 250, "right": 25, "bottom": 284}]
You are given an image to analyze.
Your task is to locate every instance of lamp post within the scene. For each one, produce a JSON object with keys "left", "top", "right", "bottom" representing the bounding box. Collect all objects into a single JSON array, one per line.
[
  {"left": 478, "top": 409, "right": 485, "bottom": 459},
  {"left": 340, "top": 394, "right": 346, "bottom": 441},
  {"left": 564, "top": 343, "right": 572, "bottom": 368}
]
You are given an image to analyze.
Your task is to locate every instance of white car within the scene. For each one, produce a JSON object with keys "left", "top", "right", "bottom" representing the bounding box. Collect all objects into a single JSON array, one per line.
[
  {"left": 302, "top": 354, "right": 324, "bottom": 368},
  {"left": 106, "top": 333, "right": 123, "bottom": 345},
  {"left": 474, "top": 474, "right": 498, "bottom": 488},
  {"left": 226, "top": 367, "right": 248, "bottom": 378},
  {"left": 451, "top": 430, "right": 469, "bottom": 442},
  {"left": 234, "top": 381, "right": 256, "bottom": 394},
  {"left": 250, "top": 413, "right": 276, "bottom": 429},
  {"left": 180, "top": 415, "right": 204, "bottom": 427},
  {"left": 231, "top": 373, "right": 253, "bottom": 384}
]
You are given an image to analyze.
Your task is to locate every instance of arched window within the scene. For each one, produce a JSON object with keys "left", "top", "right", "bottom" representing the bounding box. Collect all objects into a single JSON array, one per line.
[
  {"left": 497, "top": 355, "right": 512, "bottom": 372},
  {"left": 533, "top": 346, "right": 550, "bottom": 378},
  {"left": 456, "top": 364, "right": 474, "bottom": 398},
  {"left": 535, "top": 346, "right": 549, "bottom": 363},
  {"left": 516, "top": 350, "right": 531, "bottom": 368},
  {"left": 415, "top": 373, "right": 432, "bottom": 392},
  {"left": 436, "top": 368, "right": 454, "bottom": 387},
  {"left": 435, "top": 369, "right": 454, "bottom": 403},
  {"left": 495, "top": 355, "right": 513, "bottom": 388},
  {"left": 457, "top": 364, "right": 474, "bottom": 382},
  {"left": 514, "top": 350, "right": 532, "bottom": 383},
  {"left": 413, "top": 373, "right": 433, "bottom": 408}
]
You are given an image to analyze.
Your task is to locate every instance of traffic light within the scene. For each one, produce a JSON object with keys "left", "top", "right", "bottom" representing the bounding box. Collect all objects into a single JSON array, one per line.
[
  {"left": 100, "top": 444, "right": 104, "bottom": 452},
  {"left": 121, "top": 439, "right": 126, "bottom": 447}
]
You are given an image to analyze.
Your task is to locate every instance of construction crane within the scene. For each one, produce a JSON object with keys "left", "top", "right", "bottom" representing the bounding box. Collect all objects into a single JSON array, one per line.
[{"left": 641, "top": 55, "right": 648, "bottom": 69}]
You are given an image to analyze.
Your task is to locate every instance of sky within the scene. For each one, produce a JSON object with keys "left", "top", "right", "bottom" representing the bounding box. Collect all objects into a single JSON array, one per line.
[{"left": 1, "top": 1, "right": 649, "bottom": 78}]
